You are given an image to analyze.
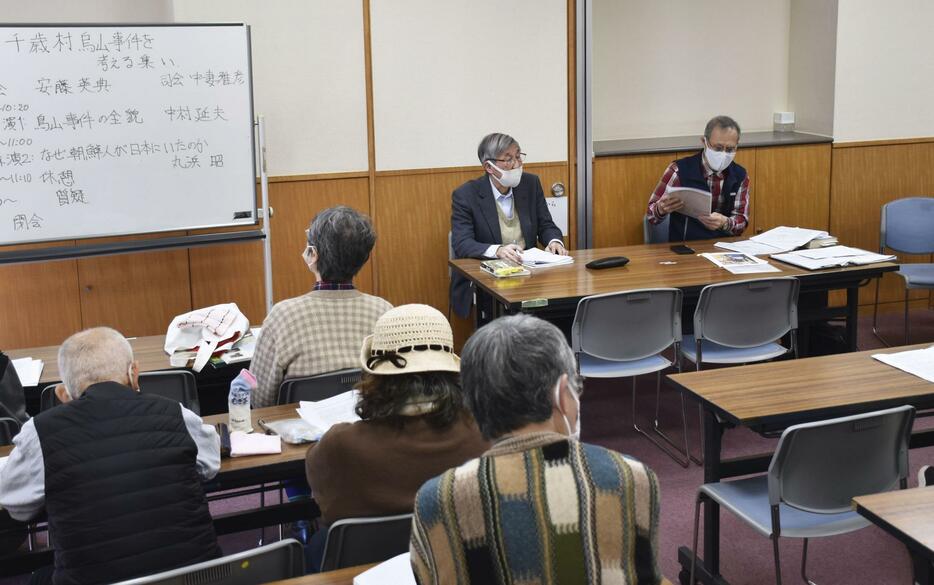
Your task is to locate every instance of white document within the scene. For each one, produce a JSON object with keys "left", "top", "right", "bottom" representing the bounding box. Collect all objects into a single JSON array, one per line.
[
  {"left": 772, "top": 249, "right": 895, "bottom": 270},
  {"left": 11, "top": 358, "right": 43, "bottom": 387},
  {"left": 795, "top": 245, "right": 888, "bottom": 260},
  {"left": 520, "top": 247, "right": 574, "bottom": 268},
  {"left": 666, "top": 186, "right": 711, "bottom": 219},
  {"left": 715, "top": 240, "right": 786, "bottom": 256},
  {"left": 873, "top": 345, "right": 934, "bottom": 384},
  {"left": 699, "top": 252, "right": 780, "bottom": 274},
  {"left": 297, "top": 390, "right": 361, "bottom": 439},
  {"left": 749, "top": 226, "right": 828, "bottom": 252},
  {"left": 353, "top": 553, "right": 416, "bottom": 585},
  {"left": 545, "top": 196, "right": 569, "bottom": 235}
]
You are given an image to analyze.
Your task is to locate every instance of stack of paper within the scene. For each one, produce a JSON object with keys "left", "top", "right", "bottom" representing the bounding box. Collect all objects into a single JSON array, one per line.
[
  {"left": 296, "top": 390, "right": 361, "bottom": 440},
  {"left": 872, "top": 345, "right": 934, "bottom": 383},
  {"left": 11, "top": 357, "right": 43, "bottom": 387},
  {"left": 353, "top": 553, "right": 416, "bottom": 585},
  {"left": 520, "top": 247, "right": 574, "bottom": 268},
  {"left": 699, "top": 252, "right": 781, "bottom": 274},
  {"left": 716, "top": 226, "right": 829, "bottom": 256},
  {"left": 771, "top": 246, "right": 895, "bottom": 270}
]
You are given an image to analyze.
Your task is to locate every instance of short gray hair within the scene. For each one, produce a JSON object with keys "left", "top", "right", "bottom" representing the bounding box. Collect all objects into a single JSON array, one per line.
[
  {"left": 477, "top": 132, "right": 519, "bottom": 164},
  {"left": 306, "top": 206, "right": 376, "bottom": 283},
  {"left": 704, "top": 115, "right": 741, "bottom": 141},
  {"left": 58, "top": 327, "right": 134, "bottom": 399},
  {"left": 461, "top": 314, "right": 578, "bottom": 440}
]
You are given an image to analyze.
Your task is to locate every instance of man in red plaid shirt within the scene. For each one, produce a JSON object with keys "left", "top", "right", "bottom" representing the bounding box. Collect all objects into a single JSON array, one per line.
[{"left": 645, "top": 115, "right": 750, "bottom": 242}]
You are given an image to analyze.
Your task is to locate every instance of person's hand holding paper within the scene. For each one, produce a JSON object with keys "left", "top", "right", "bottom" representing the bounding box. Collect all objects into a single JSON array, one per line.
[
  {"left": 657, "top": 193, "right": 685, "bottom": 215},
  {"left": 697, "top": 211, "right": 729, "bottom": 231}
]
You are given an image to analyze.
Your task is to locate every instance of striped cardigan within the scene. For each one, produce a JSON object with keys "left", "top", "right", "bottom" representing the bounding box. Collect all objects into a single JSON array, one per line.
[{"left": 410, "top": 432, "right": 661, "bottom": 585}]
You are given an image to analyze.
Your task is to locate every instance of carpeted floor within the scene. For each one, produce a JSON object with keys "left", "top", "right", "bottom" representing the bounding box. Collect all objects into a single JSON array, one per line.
[{"left": 3, "top": 306, "right": 932, "bottom": 585}]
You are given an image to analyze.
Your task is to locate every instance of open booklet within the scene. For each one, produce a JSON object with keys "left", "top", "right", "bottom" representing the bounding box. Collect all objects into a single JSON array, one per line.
[
  {"left": 665, "top": 186, "right": 711, "bottom": 219},
  {"left": 295, "top": 390, "right": 361, "bottom": 440},
  {"left": 699, "top": 252, "right": 782, "bottom": 274},
  {"left": 520, "top": 246, "right": 574, "bottom": 268},
  {"left": 771, "top": 246, "right": 895, "bottom": 270}
]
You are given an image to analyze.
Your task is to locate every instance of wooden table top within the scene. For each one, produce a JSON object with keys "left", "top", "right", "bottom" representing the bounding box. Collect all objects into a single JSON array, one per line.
[
  {"left": 5, "top": 334, "right": 173, "bottom": 386},
  {"left": 854, "top": 487, "right": 934, "bottom": 561},
  {"left": 669, "top": 343, "right": 934, "bottom": 427},
  {"left": 450, "top": 241, "right": 898, "bottom": 307}
]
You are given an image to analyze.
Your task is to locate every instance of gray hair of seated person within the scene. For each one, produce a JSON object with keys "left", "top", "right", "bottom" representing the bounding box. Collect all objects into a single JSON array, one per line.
[
  {"left": 58, "top": 327, "right": 134, "bottom": 399},
  {"left": 306, "top": 205, "right": 376, "bottom": 283},
  {"left": 460, "top": 314, "right": 579, "bottom": 440},
  {"left": 477, "top": 132, "right": 520, "bottom": 164},
  {"left": 704, "top": 115, "right": 742, "bottom": 141}
]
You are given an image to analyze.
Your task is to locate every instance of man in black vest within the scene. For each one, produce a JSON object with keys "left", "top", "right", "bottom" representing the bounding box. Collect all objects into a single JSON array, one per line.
[
  {"left": 0, "top": 327, "right": 221, "bottom": 585},
  {"left": 645, "top": 115, "right": 751, "bottom": 242}
]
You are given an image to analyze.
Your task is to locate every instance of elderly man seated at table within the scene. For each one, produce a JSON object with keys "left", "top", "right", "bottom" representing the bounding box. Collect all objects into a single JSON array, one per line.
[
  {"left": 411, "top": 314, "right": 662, "bottom": 585},
  {"left": 0, "top": 327, "right": 221, "bottom": 585},
  {"left": 305, "top": 304, "right": 489, "bottom": 571},
  {"left": 251, "top": 205, "right": 392, "bottom": 407}
]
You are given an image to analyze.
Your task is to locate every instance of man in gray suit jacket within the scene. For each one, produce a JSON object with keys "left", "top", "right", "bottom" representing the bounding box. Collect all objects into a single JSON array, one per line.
[{"left": 450, "top": 133, "right": 565, "bottom": 319}]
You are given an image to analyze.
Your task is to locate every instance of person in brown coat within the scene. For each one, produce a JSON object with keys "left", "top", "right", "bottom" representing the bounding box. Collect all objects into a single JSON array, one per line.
[{"left": 304, "top": 304, "right": 489, "bottom": 571}]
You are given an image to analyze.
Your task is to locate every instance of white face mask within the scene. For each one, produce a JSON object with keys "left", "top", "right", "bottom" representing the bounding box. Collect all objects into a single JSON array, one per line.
[
  {"left": 704, "top": 139, "right": 736, "bottom": 172},
  {"left": 554, "top": 378, "right": 581, "bottom": 440},
  {"left": 488, "top": 162, "right": 523, "bottom": 189}
]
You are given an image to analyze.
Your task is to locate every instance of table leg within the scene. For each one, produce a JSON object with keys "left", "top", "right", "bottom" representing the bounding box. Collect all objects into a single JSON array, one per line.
[
  {"left": 912, "top": 552, "right": 934, "bottom": 585},
  {"left": 846, "top": 285, "right": 859, "bottom": 352}
]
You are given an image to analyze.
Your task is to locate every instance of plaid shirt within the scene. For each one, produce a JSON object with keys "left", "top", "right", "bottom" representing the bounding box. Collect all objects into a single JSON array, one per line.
[
  {"left": 250, "top": 289, "right": 392, "bottom": 407},
  {"left": 646, "top": 155, "right": 750, "bottom": 236},
  {"left": 313, "top": 281, "right": 355, "bottom": 291}
]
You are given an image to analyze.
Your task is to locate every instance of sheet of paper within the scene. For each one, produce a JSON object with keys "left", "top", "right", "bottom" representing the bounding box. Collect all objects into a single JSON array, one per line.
[
  {"left": 796, "top": 245, "right": 891, "bottom": 260},
  {"left": 749, "top": 226, "right": 828, "bottom": 251},
  {"left": 715, "top": 240, "right": 785, "bottom": 256},
  {"left": 772, "top": 250, "right": 896, "bottom": 270},
  {"left": 666, "top": 186, "right": 711, "bottom": 219},
  {"left": 520, "top": 247, "right": 574, "bottom": 267},
  {"left": 297, "top": 390, "right": 361, "bottom": 438},
  {"left": 11, "top": 358, "right": 43, "bottom": 387},
  {"left": 545, "top": 196, "right": 568, "bottom": 235},
  {"left": 872, "top": 345, "right": 934, "bottom": 383},
  {"left": 722, "top": 263, "right": 782, "bottom": 275},
  {"left": 353, "top": 553, "right": 416, "bottom": 585}
]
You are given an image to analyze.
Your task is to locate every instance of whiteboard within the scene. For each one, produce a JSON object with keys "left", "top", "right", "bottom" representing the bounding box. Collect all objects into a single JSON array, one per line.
[{"left": 0, "top": 24, "right": 256, "bottom": 246}]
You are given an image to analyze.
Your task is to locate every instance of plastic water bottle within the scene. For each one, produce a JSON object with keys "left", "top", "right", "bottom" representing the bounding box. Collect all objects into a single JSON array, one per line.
[{"left": 228, "top": 369, "right": 256, "bottom": 433}]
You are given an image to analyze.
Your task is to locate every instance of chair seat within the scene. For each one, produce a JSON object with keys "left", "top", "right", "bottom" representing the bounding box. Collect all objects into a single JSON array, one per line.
[
  {"left": 699, "top": 476, "right": 869, "bottom": 539},
  {"left": 897, "top": 263, "right": 934, "bottom": 288},
  {"left": 680, "top": 336, "right": 788, "bottom": 365},
  {"left": 578, "top": 352, "right": 672, "bottom": 378}
]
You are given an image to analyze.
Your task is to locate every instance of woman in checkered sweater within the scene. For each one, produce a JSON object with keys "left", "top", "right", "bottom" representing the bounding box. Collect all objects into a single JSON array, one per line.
[{"left": 411, "top": 314, "right": 662, "bottom": 585}]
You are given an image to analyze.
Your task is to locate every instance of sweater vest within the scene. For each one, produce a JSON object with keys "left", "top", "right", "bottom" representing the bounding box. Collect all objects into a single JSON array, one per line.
[
  {"left": 33, "top": 382, "right": 220, "bottom": 585},
  {"left": 669, "top": 151, "right": 747, "bottom": 241},
  {"left": 495, "top": 197, "right": 526, "bottom": 249}
]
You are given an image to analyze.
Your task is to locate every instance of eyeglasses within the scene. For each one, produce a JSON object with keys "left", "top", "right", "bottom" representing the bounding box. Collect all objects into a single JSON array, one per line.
[
  {"left": 705, "top": 140, "right": 738, "bottom": 154},
  {"left": 488, "top": 152, "right": 527, "bottom": 167}
]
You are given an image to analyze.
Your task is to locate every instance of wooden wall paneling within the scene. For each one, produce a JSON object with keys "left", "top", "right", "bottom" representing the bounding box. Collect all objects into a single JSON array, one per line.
[
  {"left": 830, "top": 142, "right": 934, "bottom": 305},
  {"left": 754, "top": 144, "right": 830, "bottom": 234},
  {"left": 267, "top": 177, "right": 373, "bottom": 303},
  {"left": 188, "top": 216, "right": 266, "bottom": 326},
  {"left": 0, "top": 241, "right": 82, "bottom": 348},
  {"left": 592, "top": 153, "right": 673, "bottom": 247},
  {"left": 77, "top": 232, "right": 193, "bottom": 338}
]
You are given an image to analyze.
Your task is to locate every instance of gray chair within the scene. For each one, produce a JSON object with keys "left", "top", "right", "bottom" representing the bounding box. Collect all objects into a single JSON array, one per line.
[
  {"left": 0, "top": 416, "right": 20, "bottom": 446},
  {"left": 681, "top": 277, "right": 800, "bottom": 464},
  {"left": 572, "top": 288, "right": 691, "bottom": 466},
  {"left": 320, "top": 513, "right": 413, "bottom": 572},
  {"left": 40, "top": 370, "right": 200, "bottom": 414},
  {"left": 111, "top": 538, "right": 305, "bottom": 584},
  {"left": 276, "top": 368, "right": 361, "bottom": 404},
  {"left": 872, "top": 196, "right": 934, "bottom": 345},
  {"left": 643, "top": 214, "right": 670, "bottom": 244},
  {"left": 690, "top": 405, "right": 914, "bottom": 585}
]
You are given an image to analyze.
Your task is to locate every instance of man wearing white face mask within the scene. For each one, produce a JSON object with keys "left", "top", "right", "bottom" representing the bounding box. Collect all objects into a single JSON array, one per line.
[
  {"left": 646, "top": 115, "right": 751, "bottom": 241},
  {"left": 411, "top": 314, "right": 662, "bottom": 585},
  {"left": 450, "top": 132, "right": 566, "bottom": 319}
]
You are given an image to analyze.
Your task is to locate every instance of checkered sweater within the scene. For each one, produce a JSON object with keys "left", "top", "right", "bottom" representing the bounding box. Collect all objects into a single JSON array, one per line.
[
  {"left": 411, "top": 432, "right": 661, "bottom": 585},
  {"left": 250, "top": 289, "right": 392, "bottom": 407}
]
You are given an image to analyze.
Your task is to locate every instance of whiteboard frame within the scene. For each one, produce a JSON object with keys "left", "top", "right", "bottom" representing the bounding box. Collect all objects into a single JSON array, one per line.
[{"left": 0, "top": 22, "right": 259, "bottom": 245}]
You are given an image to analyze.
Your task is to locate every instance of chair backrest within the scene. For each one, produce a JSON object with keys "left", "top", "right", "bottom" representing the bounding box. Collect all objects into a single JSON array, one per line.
[
  {"left": 643, "top": 214, "right": 670, "bottom": 244},
  {"left": 694, "top": 277, "right": 799, "bottom": 348},
  {"left": 572, "top": 288, "right": 682, "bottom": 361},
  {"left": 321, "top": 513, "right": 413, "bottom": 572},
  {"left": 768, "top": 405, "right": 914, "bottom": 514},
  {"left": 111, "top": 538, "right": 304, "bottom": 585},
  {"left": 881, "top": 196, "right": 934, "bottom": 254},
  {"left": 0, "top": 416, "right": 20, "bottom": 446},
  {"left": 139, "top": 370, "right": 200, "bottom": 415},
  {"left": 40, "top": 370, "right": 199, "bottom": 414},
  {"left": 277, "top": 368, "right": 362, "bottom": 404}
]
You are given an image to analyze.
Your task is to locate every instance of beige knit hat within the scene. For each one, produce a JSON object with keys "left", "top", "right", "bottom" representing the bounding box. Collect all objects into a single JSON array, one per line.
[{"left": 360, "top": 304, "right": 460, "bottom": 375}]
